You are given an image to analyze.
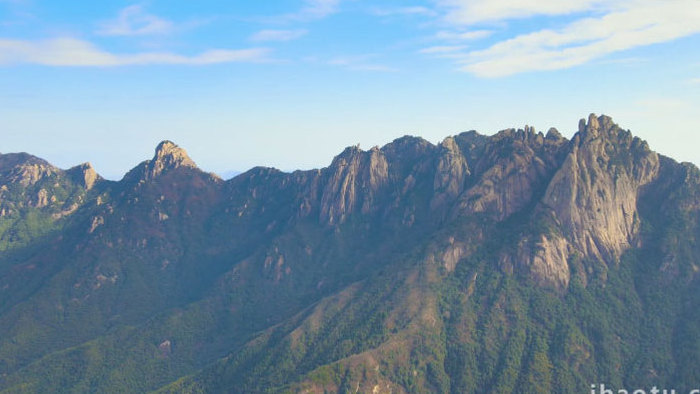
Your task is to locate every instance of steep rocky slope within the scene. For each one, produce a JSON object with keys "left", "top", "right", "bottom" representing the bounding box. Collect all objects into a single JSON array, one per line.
[{"left": 0, "top": 115, "right": 699, "bottom": 393}]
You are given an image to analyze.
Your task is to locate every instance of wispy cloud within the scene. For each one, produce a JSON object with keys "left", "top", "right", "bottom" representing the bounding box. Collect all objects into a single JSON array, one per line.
[
  {"left": 437, "top": 0, "right": 611, "bottom": 25},
  {"left": 328, "top": 54, "right": 397, "bottom": 72},
  {"left": 419, "top": 45, "right": 470, "bottom": 60},
  {"left": 690, "top": 77, "right": 700, "bottom": 84},
  {"left": 369, "top": 6, "right": 437, "bottom": 17},
  {"left": 419, "top": 45, "right": 468, "bottom": 54},
  {"left": 425, "top": 1, "right": 700, "bottom": 77},
  {"left": 0, "top": 0, "right": 35, "bottom": 27},
  {"left": 97, "top": 4, "right": 173, "bottom": 36},
  {"left": 294, "top": 0, "right": 341, "bottom": 21},
  {"left": 596, "top": 56, "right": 647, "bottom": 65},
  {"left": 250, "top": 29, "right": 308, "bottom": 42},
  {"left": 434, "top": 30, "right": 493, "bottom": 41},
  {"left": 0, "top": 38, "right": 270, "bottom": 66}
]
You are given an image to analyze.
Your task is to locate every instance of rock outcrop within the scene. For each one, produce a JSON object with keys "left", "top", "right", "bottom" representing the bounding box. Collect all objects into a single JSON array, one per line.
[
  {"left": 455, "top": 126, "right": 566, "bottom": 221},
  {"left": 516, "top": 114, "right": 660, "bottom": 288},
  {"left": 67, "top": 163, "right": 100, "bottom": 190},
  {"left": 544, "top": 115, "right": 658, "bottom": 259},
  {"left": 0, "top": 153, "right": 100, "bottom": 216},
  {"left": 319, "top": 146, "right": 389, "bottom": 225},
  {"left": 0, "top": 153, "right": 57, "bottom": 187},
  {"left": 147, "top": 140, "right": 198, "bottom": 179},
  {"left": 431, "top": 136, "right": 470, "bottom": 213},
  {"left": 121, "top": 140, "right": 200, "bottom": 184}
]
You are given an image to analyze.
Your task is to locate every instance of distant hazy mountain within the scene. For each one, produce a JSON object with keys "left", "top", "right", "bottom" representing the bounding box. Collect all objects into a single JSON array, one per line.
[{"left": 1, "top": 114, "right": 699, "bottom": 393}]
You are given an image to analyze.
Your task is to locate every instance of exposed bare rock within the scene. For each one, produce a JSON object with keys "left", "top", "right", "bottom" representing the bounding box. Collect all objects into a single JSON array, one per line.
[
  {"left": 121, "top": 140, "right": 203, "bottom": 184},
  {"left": 363, "top": 147, "right": 390, "bottom": 214},
  {"left": 481, "top": 115, "right": 661, "bottom": 288},
  {"left": 0, "top": 153, "right": 93, "bottom": 220},
  {"left": 546, "top": 127, "right": 562, "bottom": 140},
  {"left": 440, "top": 239, "right": 469, "bottom": 273},
  {"left": 33, "top": 188, "right": 50, "bottom": 208},
  {"left": 263, "top": 246, "right": 290, "bottom": 283},
  {"left": 456, "top": 126, "right": 564, "bottom": 221},
  {"left": 89, "top": 216, "right": 105, "bottom": 233},
  {"left": 158, "top": 340, "right": 172, "bottom": 357},
  {"left": 147, "top": 141, "right": 198, "bottom": 179},
  {"left": 431, "top": 136, "right": 470, "bottom": 212},
  {"left": 540, "top": 114, "right": 660, "bottom": 267},
  {"left": 517, "top": 234, "right": 571, "bottom": 289},
  {"left": 67, "top": 162, "right": 100, "bottom": 190},
  {"left": 319, "top": 146, "right": 389, "bottom": 225},
  {"left": 0, "top": 154, "right": 58, "bottom": 187},
  {"left": 52, "top": 203, "right": 80, "bottom": 219}
]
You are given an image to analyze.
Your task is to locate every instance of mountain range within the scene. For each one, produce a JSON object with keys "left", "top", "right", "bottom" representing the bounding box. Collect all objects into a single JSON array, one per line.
[{"left": 0, "top": 114, "right": 699, "bottom": 393}]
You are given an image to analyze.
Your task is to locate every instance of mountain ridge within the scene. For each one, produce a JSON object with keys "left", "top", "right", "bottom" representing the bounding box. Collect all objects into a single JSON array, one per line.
[{"left": 1, "top": 114, "right": 699, "bottom": 393}]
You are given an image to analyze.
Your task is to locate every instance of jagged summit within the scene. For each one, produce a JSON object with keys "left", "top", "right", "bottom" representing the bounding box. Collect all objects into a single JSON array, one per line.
[
  {"left": 66, "top": 162, "right": 101, "bottom": 191},
  {"left": 578, "top": 113, "right": 610, "bottom": 136},
  {"left": 545, "top": 127, "right": 561, "bottom": 140},
  {"left": 0, "top": 152, "right": 59, "bottom": 187},
  {"left": 122, "top": 140, "right": 199, "bottom": 182},
  {"left": 2, "top": 114, "right": 700, "bottom": 393},
  {"left": 149, "top": 140, "right": 197, "bottom": 177}
]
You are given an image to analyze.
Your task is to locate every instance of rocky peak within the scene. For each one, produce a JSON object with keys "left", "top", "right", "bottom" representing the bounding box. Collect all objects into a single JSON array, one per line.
[
  {"left": 456, "top": 130, "right": 483, "bottom": 141},
  {"left": 319, "top": 145, "right": 389, "bottom": 225},
  {"left": 67, "top": 163, "right": 100, "bottom": 190},
  {"left": 127, "top": 140, "right": 197, "bottom": 181},
  {"left": 492, "top": 126, "right": 544, "bottom": 145},
  {"left": 526, "top": 114, "right": 660, "bottom": 287},
  {"left": 545, "top": 127, "right": 562, "bottom": 141},
  {"left": 431, "top": 136, "right": 470, "bottom": 212},
  {"left": 454, "top": 124, "right": 562, "bottom": 222},
  {"left": 380, "top": 136, "right": 435, "bottom": 180},
  {"left": 382, "top": 136, "right": 432, "bottom": 154},
  {"left": 0, "top": 153, "right": 58, "bottom": 187},
  {"left": 577, "top": 113, "right": 624, "bottom": 142},
  {"left": 120, "top": 141, "right": 200, "bottom": 184},
  {"left": 149, "top": 141, "right": 197, "bottom": 176}
]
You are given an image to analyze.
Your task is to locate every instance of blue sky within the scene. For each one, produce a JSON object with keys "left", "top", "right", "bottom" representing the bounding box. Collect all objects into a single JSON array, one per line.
[{"left": 1, "top": 0, "right": 699, "bottom": 179}]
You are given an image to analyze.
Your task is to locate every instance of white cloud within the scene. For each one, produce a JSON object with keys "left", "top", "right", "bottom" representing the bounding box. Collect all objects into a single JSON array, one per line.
[
  {"left": 437, "top": 0, "right": 614, "bottom": 25},
  {"left": 296, "top": 0, "right": 341, "bottom": 20},
  {"left": 0, "top": 38, "right": 270, "bottom": 66},
  {"left": 690, "top": 77, "right": 700, "bottom": 84},
  {"left": 434, "top": 1, "right": 700, "bottom": 77},
  {"left": 370, "top": 6, "right": 437, "bottom": 17},
  {"left": 596, "top": 56, "right": 647, "bottom": 65},
  {"left": 97, "top": 4, "right": 173, "bottom": 36},
  {"left": 250, "top": 29, "right": 308, "bottom": 42},
  {"left": 435, "top": 30, "right": 493, "bottom": 41},
  {"left": 419, "top": 45, "right": 468, "bottom": 54},
  {"left": 269, "top": 0, "right": 345, "bottom": 23},
  {"left": 328, "top": 54, "right": 397, "bottom": 72}
]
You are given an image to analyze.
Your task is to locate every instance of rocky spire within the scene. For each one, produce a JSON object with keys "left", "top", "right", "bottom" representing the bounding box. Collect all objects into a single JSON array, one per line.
[
  {"left": 319, "top": 145, "right": 389, "bottom": 225},
  {"left": 67, "top": 162, "right": 100, "bottom": 190},
  {"left": 146, "top": 141, "right": 197, "bottom": 179},
  {"left": 525, "top": 114, "right": 660, "bottom": 288},
  {"left": 431, "top": 136, "right": 470, "bottom": 212}
]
